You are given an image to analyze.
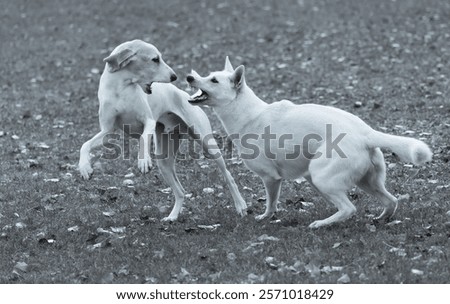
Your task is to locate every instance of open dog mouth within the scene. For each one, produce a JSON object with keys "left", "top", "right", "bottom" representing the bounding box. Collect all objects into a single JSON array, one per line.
[
  {"left": 188, "top": 89, "right": 209, "bottom": 104},
  {"left": 144, "top": 82, "right": 153, "bottom": 94}
]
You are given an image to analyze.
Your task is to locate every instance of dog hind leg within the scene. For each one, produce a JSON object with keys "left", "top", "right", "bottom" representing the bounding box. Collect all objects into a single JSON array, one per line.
[
  {"left": 308, "top": 156, "right": 359, "bottom": 228},
  {"left": 192, "top": 115, "right": 247, "bottom": 216},
  {"left": 155, "top": 125, "right": 186, "bottom": 222},
  {"left": 307, "top": 191, "right": 356, "bottom": 228},
  {"left": 202, "top": 139, "right": 248, "bottom": 217},
  {"left": 356, "top": 148, "right": 398, "bottom": 221}
]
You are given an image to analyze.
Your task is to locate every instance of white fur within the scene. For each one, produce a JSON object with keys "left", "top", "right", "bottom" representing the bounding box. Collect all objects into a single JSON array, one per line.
[
  {"left": 79, "top": 41, "right": 247, "bottom": 221},
  {"left": 186, "top": 57, "right": 432, "bottom": 228}
]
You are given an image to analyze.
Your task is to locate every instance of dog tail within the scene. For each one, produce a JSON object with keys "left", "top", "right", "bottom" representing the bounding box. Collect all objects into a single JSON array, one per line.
[{"left": 367, "top": 130, "right": 432, "bottom": 165}]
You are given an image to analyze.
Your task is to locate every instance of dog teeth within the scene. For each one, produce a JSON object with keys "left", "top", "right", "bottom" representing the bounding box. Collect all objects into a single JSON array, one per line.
[
  {"left": 188, "top": 89, "right": 208, "bottom": 103},
  {"left": 190, "top": 89, "right": 203, "bottom": 99}
]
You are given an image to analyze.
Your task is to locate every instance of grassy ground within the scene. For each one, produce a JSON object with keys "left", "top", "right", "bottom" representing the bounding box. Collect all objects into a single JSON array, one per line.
[{"left": 0, "top": 0, "right": 449, "bottom": 283}]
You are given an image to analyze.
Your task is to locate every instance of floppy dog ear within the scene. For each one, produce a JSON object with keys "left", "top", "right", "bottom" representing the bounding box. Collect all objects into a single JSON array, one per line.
[
  {"left": 103, "top": 48, "right": 137, "bottom": 72},
  {"left": 232, "top": 65, "right": 245, "bottom": 89},
  {"left": 224, "top": 56, "right": 234, "bottom": 72}
]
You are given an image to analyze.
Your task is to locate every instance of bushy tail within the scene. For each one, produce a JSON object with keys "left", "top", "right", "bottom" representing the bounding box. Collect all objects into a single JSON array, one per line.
[{"left": 368, "top": 131, "right": 432, "bottom": 165}]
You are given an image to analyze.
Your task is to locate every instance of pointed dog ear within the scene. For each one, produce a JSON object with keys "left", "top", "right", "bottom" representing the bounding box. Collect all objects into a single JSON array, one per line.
[
  {"left": 103, "top": 48, "right": 137, "bottom": 72},
  {"left": 224, "top": 56, "right": 234, "bottom": 72},
  {"left": 232, "top": 65, "right": 245, "bottom": 89}
]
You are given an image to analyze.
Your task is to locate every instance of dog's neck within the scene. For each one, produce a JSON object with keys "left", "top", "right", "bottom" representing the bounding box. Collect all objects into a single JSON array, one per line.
[
  {"left": 213, "top": 85, "right": 268, "bottom": 135},
  {"left": 100, "top": 69, "right": 142, "bottom": 94}
]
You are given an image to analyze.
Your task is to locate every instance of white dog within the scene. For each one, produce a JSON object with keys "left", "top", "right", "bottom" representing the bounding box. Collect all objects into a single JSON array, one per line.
[
  {"left": 79, "top": 41, "right": 247, "bottom": 221},
  {"left": 186, "top": 57, "right": 432, "bottom": 228}
]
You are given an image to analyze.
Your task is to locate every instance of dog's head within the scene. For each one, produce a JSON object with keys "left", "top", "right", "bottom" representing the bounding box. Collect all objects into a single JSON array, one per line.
[
  {"left": 103, "top": 39, "right": 177, "bottom": 94},
  {"left": 186, "top": 57, "right": 246, "bottom": 106}
]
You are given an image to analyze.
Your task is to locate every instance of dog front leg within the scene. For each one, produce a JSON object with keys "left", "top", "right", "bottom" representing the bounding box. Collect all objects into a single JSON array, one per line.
[
  {"left": 255, "top": 177, "right": 282, "bottom": 221},
  {"left": 138, "top": 119, "right": 156, "bottom": 174},
  {"left": 79, "top": 130, "right": 110, "bottom": 179}
]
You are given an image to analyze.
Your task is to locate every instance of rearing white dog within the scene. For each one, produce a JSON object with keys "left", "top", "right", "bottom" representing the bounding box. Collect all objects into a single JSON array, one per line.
[
  {"left": 186, "top": 57, "right": 432, "bottom": 228},
  {"left": 78, "top": 41, "right": 247, "bottom": 221}
]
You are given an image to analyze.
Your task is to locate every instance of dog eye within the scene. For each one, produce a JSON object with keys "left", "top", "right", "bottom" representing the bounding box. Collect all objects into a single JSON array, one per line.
[
  {"left": 152, "top": 57, "right": 160, "bottom": 63},
  {"left": 211, "top": 77, "right": 219, "bottom": 83}
]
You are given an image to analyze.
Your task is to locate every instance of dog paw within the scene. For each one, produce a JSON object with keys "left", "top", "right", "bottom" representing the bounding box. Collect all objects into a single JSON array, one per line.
[
  {"left": 79, "top": 164, "right": 93, "bottom": 180},
  {"left": 308, "top": 220, "right": 325, "bottom": 229},
  {"left": 161, "top": 215, "right": 177, "bottom": 222},
  {"left": 373, "top": 214, "right": 388, "bottom": 222},
  {"left": 237, "top": 208, "right": 248, "bottom": 217},
  {"left": 374, "top": 206, "right": 397, "bottom": 221},
  {"left": 235, "top": 202, "right": 248, "bottom": 217},
  {"left": 255, "top": 212, "right": 274, "bottom": 221},
  {"left": 138, "top": 156, "right": 153, "bottom": 174},
  {"left": 255, "top": 214, "right": 265, "bottom": 221}
]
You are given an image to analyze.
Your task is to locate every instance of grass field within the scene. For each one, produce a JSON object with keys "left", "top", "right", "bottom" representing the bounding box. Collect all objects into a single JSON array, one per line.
[{"left": 0, "top": 0, "right": 449, "bottom": 283}]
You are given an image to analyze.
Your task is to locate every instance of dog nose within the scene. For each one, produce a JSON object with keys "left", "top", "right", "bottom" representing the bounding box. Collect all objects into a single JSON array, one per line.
[
  {"left": 186, "top": 75, "right": 194, "bottom": 83},
  {"left": 170, "top": 74, "right": 177, "bottom": 82}
]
